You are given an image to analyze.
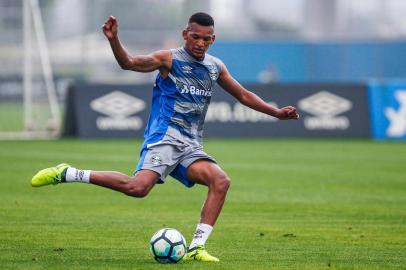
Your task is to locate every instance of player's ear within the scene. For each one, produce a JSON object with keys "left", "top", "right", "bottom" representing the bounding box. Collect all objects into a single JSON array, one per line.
[
  {"left": 182, "top": 29, "right": 188, "bottom": 40},
  {"left": 211, "top": 34, "right": 216, "bottom": 44}
]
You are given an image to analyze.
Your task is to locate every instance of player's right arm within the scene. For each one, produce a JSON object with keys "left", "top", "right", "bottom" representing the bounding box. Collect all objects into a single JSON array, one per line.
[{"left": 102, "top": 16, "right": 171, "bottom": 74}]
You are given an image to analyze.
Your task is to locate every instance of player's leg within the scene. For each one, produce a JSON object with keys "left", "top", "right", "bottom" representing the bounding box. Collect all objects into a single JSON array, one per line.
[
  {"left": 89, "top": 169, "right": 159, "bottom": 197},
  {"left": 183, "top": 159, "right": 231, "bottom": 262},
  {"left": 187, "top": 160, "right": 231, "bottom": 226},
  {"left": 31, "top": 163, "right": 159, "bottom": 198}
]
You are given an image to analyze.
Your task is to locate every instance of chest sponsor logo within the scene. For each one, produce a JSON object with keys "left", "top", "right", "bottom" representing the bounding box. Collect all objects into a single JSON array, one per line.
[
  {"left": 385, "top": 90, "right": 406, "bottom": 137},
  {"left": 180, "top": 84, "right": 212, "bottom": 97},
  {"left": 298, "top": 91, "right": 352, "bottom": 130},
  {"left": 90, "top": 91, "right": 146, "bottom": 131}
]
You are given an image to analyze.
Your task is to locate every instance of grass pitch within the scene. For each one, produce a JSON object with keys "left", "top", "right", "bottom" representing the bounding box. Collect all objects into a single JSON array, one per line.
[{"left": 0, "top": 139, "right": 405, "bottom": 269}]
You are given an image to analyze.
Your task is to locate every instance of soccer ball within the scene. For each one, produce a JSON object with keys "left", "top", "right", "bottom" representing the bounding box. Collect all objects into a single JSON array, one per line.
[{"left": 150, "top": 228, "right": 187, "bottom": 263}]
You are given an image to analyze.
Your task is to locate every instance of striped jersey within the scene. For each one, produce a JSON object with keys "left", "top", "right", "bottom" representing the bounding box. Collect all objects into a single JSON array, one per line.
[{"left": 142, "top": 47, "right": 223, "bottom": 146}]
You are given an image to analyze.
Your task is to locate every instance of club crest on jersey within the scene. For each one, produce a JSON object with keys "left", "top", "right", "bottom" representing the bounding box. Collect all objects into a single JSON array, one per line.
[
  {"left": 208, "top": 66, "right": 219, "bottom": 80},
  {"left": 151, "top": 154, "right": 162, "bottom": 166}
]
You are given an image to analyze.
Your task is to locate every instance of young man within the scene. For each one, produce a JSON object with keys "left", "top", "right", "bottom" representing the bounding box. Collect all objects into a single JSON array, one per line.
[{"left": 31, "top": 12, "right": 299, "bottom": 262}]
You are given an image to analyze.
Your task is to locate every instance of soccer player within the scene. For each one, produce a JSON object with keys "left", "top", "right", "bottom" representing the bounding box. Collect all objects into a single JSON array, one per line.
[{"left": 31, "top": 12, "right": 299, "bottom": 262}]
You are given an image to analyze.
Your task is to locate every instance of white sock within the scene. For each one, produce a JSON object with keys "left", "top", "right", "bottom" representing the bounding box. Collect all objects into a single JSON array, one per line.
[
  {"left": 189, "top": 223, "right": 213, "bottom": 250},
  {"left": 65, "top": 167, "right": 91, "bottom": 183}
]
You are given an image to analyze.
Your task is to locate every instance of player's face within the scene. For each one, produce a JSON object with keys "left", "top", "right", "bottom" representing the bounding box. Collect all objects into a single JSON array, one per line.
[{"left": 183, "top": 23, "right": 215, "bottom": 60}]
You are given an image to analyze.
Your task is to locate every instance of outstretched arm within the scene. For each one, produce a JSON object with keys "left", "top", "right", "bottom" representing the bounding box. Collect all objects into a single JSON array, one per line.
[
  {"left": 102, "top": 16, "right": 171, "bottom": 73},
  {"left": 217, "top": 64, "right": 299, "bottom": 120}
]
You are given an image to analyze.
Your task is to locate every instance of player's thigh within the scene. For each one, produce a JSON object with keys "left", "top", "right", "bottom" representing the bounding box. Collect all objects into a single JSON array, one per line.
[{"left": 187, "top": 159, "right": 230, "bottom": 187}]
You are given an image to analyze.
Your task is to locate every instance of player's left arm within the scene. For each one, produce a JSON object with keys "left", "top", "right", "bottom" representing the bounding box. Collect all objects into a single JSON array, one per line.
[{"left": 217, "top": 64, "right": 299, "bottom": 120}]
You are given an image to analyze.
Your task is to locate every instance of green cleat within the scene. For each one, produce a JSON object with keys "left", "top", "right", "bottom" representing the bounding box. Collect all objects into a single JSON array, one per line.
[
  {"left": 183, "top": 245, "right": 220, "bottom": 262},
  {"left": 31, "top": 163, "right": 70, "bottom": 187}
]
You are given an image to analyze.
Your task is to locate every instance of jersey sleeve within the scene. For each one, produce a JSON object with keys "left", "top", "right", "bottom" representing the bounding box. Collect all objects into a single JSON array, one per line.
[{"left": 213, "top": 57, "right": 224, "bottom": 81}]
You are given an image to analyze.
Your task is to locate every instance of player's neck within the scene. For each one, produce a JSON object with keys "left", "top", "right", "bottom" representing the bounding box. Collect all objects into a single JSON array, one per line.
[{"left": 183, "top": 46, "right": 205, "bottom": 61}]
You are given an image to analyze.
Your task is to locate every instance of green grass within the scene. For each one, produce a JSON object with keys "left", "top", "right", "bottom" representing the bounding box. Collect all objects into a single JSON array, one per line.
[
  {"left": 0, "top": 139, "right": 405, "bottom": 269},
  {"left": 0, "top": 102, "right": 24, "bottom": 131},
  {"left": 0, "top": 101, "right": 56, "bottom": 131}
]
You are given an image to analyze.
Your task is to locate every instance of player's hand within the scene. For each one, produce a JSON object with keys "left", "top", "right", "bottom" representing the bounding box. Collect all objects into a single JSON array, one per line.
[
  {"left": 276, "top": 106, "right": 299, "bottom": 120},
  {"left": 102, "top": 16, "right": 118, "bottom": 40}
]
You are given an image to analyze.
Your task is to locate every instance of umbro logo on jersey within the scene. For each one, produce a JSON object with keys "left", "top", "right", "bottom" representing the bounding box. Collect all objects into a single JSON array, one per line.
[{"left": 182, "top": 65, "right": 193, "bottom": 73}]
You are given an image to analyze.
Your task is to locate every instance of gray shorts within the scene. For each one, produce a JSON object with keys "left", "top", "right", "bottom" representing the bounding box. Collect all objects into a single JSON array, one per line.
[{"left": 135, "top": 127, "right": 216, "bottom": 188}]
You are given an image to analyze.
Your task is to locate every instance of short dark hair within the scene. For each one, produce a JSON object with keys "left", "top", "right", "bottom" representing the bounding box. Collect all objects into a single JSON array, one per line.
[{"left": 188, "top": 12, "right": 214, "bottom": 27}]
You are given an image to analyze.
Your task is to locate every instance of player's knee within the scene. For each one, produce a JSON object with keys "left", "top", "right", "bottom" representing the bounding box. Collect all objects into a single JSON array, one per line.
[
  {"left": 124, "top": 181, "right": 151, "bottom": 198},
  {"left": 213, "top": 175, "right": 231, "bottom": 194}
]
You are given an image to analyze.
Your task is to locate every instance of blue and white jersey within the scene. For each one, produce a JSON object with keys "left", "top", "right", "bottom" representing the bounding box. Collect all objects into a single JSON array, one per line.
[{"left": 142, "top": 47, "right": 223, "bottom": 147}]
